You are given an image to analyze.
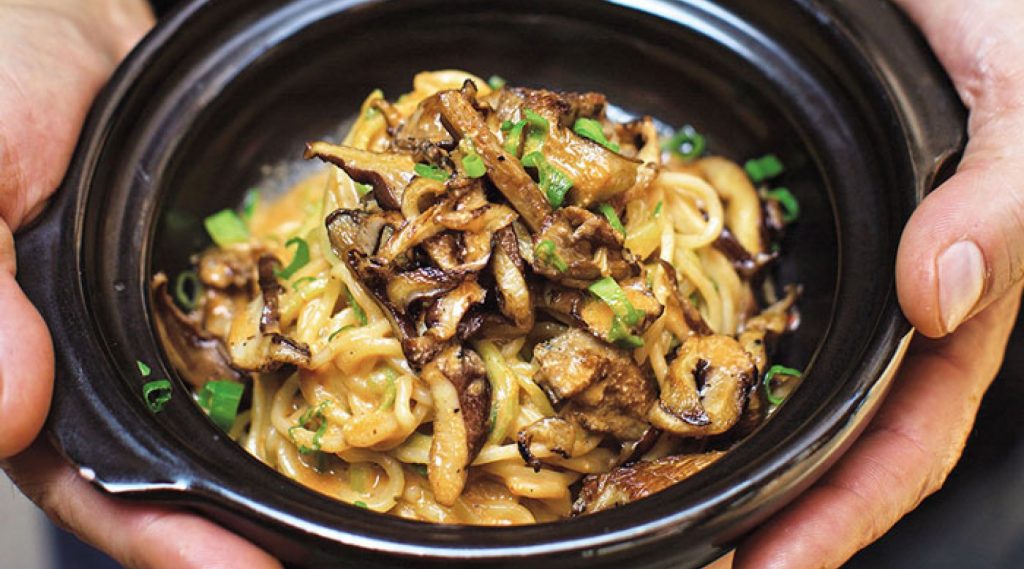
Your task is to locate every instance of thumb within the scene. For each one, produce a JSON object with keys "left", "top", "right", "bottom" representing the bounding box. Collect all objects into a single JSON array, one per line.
[
  {"left": 896, "top": 117, "right": 1024, "bottom": 338},
  {"left": 0, "top": 218, "right": 54, "bottom": 458}
]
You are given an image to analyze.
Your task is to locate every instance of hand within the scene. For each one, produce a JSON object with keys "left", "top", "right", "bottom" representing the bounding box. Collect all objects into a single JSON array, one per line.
[
  {"left": 731, "top": 1, "right": 1024, "bottom": 566},
  {"left": 0, "top": 2, "right": 281, "bottom": 567}
]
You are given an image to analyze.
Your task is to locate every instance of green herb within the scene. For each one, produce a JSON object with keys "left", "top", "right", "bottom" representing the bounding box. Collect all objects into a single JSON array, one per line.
[
  {"left": 203, "top": 209, "right": 249, "bottom": 247},
  {"left": 522, "top": 109, "right": 549, "bottom": 156},
  {"left": 662, "top": 125, "right": 706, "bottom": 160},
  {"left": 354, "top": 501, "right": 368, "bottom": 509},
  {"left": 535, "top": 239, "right": 568, "bottom": 272},
  {"left": 377, "top": 368, "right": 398, "bottom": 411},
  {"left": 174, "top": 271, "right": 203, "bottom": 311},
  {"left": 462, "top": 152, "right": 487, "bottom": 178},
  {"left": 415, "top": 163, "right": 449, "bottom": 181},
  {"left": 598, "top": 203, "right": 626, "bottom": 235},
  {"left": 744, "top": 154, "right": 785, "bottom": 183},
  {"left": 137, "top": 360, "right": 152, "bottom": 377},
  {"left": 346, "top": 286, "right": 368, "bottom": 326},
  {"left": 328, "top": 325, "right": 355, "bottom": 342},
  {"left": 292, "top": 276, "right": 317, "bottom": 291},
  {"left": 653, "top": 201, "right": 663, "bottom": 218},
  {"left": 289, "top": 400, "right": 331, "bottom": 454},
  {"left": 242, "top": 189, "right": 260, "bottom": 222},
  {"left": 354, "top": 182, "right": 373, "bottom": 197},
  {"left": 573, "top": 117, "right": 620, "bottom": 152},
  {"left": 142, "top": 380, "right": 172, "bottom": 413},
  {"left": 487, "top": 74, "right": 507, "bottom": 90},
  {"left": 275, "top": 237, "right": 310, "bottom": 280},
  {"left": 766, "top": 187, "right": 800, "bottom": 222},
  {"left": 588, "top": 276, "right": 642, "bottom": 326},
  {"left": 501, "top": 119, "right": 527, "bottom": 156},
  {"left": 608, "top": 316, "right": 644, "bottom": 349},
  {"left": 763, "top": 365, "right": 801, "bottom": 406},
  {"left": 197, "top": 380, "right": 245, "bottom": 431},
  {"left": 522, "top": 151, "right": 573, "bottom": 208}
]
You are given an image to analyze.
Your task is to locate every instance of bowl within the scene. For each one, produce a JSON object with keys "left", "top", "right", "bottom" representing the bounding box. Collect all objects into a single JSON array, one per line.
[{"left": 16, "top": 0, "right": 965, "bottom": 567}]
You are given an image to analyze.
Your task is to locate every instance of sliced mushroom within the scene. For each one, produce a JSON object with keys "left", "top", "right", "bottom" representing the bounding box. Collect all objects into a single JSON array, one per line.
[
  {"left": 572, "top": 451, "right": 725, "bottom": 515},
  {"left": 196, "top": 247, "right": 256, "bottom": 290},
  {"left": 325, "top": 209, "right": 403, "bottom": 258},
  {"left": 534, "top": 329, "right": 657, "bottom": 441},
  {"left": 537, "top": 276, "right": 661, "bottom": 343},
  {"left": 483, "top": 87, "right": 607, "bottom": 129},
  {"left": 489, "top": 227, "right": 533, "bottom": 331},
  {"left": 304, "top": 141, "right": 418, "bottom": 210},
  {"left": 425, "top": 279, "right": 487, "bottom": 343},
  {"left": 532, "top": 206, "right": 640, "bottom": 288},
  {"left": 422, "top": 344, "right": 491, "bottom": 506},
  {"left": 517, "top": 417, "right": 576, "bottom": 472},
  {"left": 151, "top": 273, "right": 247, "bottom": 388},
  {"left": 647, "top": 334, "right": 756, "bottom": 437},
  {"left": 713, "top": 225, "right": 778, "bottom": 280},
  {"left": 385, "top": 266, "right": 467, "bottom": 314},
  {"left": 436, "top": 89, "right": 552, "bottom": 231},
  {"left": 393, "top": 93, "right": 456, "bottom": 150}
]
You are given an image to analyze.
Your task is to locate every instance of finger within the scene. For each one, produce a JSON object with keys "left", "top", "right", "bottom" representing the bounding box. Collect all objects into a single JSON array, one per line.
[
  {"left": 0, "top": 266, "right": 53, "bottom": 458},
  {"left": 896, "top": 117, "right": 1024, "bottom": 337},
  {"left": 5, "top": 439, "right": 283, "bottom": 569},
  {"left": 734, "top": 283, "right": 1022, "bottom": 569}
]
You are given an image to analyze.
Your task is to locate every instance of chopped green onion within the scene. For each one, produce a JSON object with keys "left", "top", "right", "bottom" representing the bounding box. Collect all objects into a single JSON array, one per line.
[
  {"left": 377, "top": 368, "right": 398, "bottom": 411},
  {"left": 241, "top": 189, "right": 260, "bottom": 222},
  {"left": 598, "top": 203, "right": 626, "bottom": 235},
  {"left": 289, "top": 401, "right": 331, "bottom": 454},
  {"left": 203, "top": 209, "right": 249, "bottom": 247},
  {"left": 354, "top": 182, "right": 373, "bottom": 197},
  {"left": 522, "top": 109, "right": 549, "bottom": 156},
  {"left": 328, "top": 325, "right": 355, "bottom": 342},
  {"left": 488, "top": 75, "right": 507, "bottom": 90},
  {"left": 174, "top": 271, "right": 202, "bottom": 311},
  {"left": 535, "top": 239, "right": 568, "bottom": 272},
  {"left": 292, "top": 276, "right": 317, "bottom": 291},
  {"left": 745, "top": 154, "right": 785, "bottom": 183},
  {"left": 608, "top": 316, "right": 644, "bottom": 349},
  {"left": 522, "top": 151, "right": 573, "bottom": 208},
  {"left": 354, "top": 500, "right": 368, "bottom": 509},
  {"left": 502, "top": 119, "right": 527, "bottom": 156},
  {"left": 137, "top": 360, "right": 151, "bottom": 377},
  {"left": 653, "top": 201, "right": 663, "bottom": 218},
  {"left": 766, "top": 187, "right": 800, "bottom": 222},
  {"left": 573, "top": 117, "right": 620, "bottom": 152},
  {"left": 462, "top": 152, "right": 487, "bottom": 178},
  {"left": 142, "top": 380, "right": 172, "bottom": 413},
  {"left": 415, "top": 163, "right": 449, "bottom": 181},
  {"left": 588, "top": 276, "right": 642, "bottom": 326},
  {"left": 346, "top": 286, "right": 368, "bottom": 326},
  {"left": 763, "top": 364, "right": 801, "bottom": 406},
  {"left": 197, "top": 380, "right": 245, "bottom": 431},
  {"left": 274, "top": 237, "right": 310, "bottom": 280},
  {"left": 662, "top": 125, "right": 706, "bottom": 160}
]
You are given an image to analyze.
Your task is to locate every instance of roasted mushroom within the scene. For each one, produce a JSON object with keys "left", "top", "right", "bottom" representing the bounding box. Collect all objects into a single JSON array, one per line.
[{"left": 304, "top": 141, "right": 418, "bottom": 210}]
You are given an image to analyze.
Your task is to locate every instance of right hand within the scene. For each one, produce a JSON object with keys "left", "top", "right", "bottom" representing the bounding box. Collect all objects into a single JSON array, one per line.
[{"left": 0, "top": 2, "right": 281, "bottom": 567}]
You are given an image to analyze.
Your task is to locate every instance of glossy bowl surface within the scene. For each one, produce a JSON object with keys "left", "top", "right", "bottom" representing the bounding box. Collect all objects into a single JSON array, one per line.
[{"left": 17, "top": 0, "right": 964, "bottom": 567}]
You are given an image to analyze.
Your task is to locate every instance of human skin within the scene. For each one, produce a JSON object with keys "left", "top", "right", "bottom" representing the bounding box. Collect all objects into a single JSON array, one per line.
[{"left": 0, "top": 1, "right": 1021, "bottom": 568}]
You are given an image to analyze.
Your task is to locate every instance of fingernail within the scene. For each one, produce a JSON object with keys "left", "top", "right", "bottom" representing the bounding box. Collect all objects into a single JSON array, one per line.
[{"left": 937, "top": 240, "right": 985, "bottom": 333}]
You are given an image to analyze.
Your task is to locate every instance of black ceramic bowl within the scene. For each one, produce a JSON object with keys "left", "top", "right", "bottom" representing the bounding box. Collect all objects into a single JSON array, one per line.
[{"left": 17, "top": 0, "right": 965, "bottom": 567}]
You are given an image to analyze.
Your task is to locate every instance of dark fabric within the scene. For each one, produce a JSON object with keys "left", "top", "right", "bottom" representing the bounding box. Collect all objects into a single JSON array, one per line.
[{"left": 148, "top": 0, "right": 179, "bottom": 17}]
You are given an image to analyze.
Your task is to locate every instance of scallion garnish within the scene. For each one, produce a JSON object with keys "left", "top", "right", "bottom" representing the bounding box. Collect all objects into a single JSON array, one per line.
[
  {"left": 142, "top": 380, "right": 172, "bottom": 413},
  {"left": 354, "top": 500, "right": 368, "bottom": 509},
  {"left": 501, "top": 119, "right": 527, "bottom": 156},
  {"left": 462, "top": 152, "right": 487, "bottom": 178},
  {"left": 608, "top": 316, "right": 645, "bottom": 349},
  {"left": 346, "top": 286, "right": 368, "bottom": 326},
  {"left": 292, "top": 276, "right": 317, "bottom": 291},
  {"left": 274, "top": 237, "right": 310, "bottom": 280},
  {"left": 745, "top": 154, "right": 785, "bottom": 183},
  {"left": 197, "top": 380, "right": 244, "bottom": 430},
  {"left": 763, "top": 364, "right": 801, "bottom": 405},
  {"left": 488, "top": 75, "right": 507, "bottom": 90},
  {"left": 522, "top": 151, "right": 573, "bottom": 208},
  {"left": 415, "top": 163, "right": 449, "bottom": 181},
  {"left": 137, "top": 360, "right": 151, "bottom": 377},
  {"left": 328, "top": 325, "right": 354, "bottom": 342},
  {"left": 662, "top": 125, "right": 706, "bottom": 160},
  {"left": 589, "top": 276, "right": 643, "bottom": 326},
  {"left": 241, "top": 189, "right": 260, "bottom": 223},
  {"left": 765, "top": 187, "right": 800, "bottom": 222},
  {"left": 203, "top": 209, "right": 249, "bottom": 247},
  {"left": 522, "top": 109, "right": 549, "bottom": 155},
  {"left": 653, "top": 201, "right": 663, "bottom": 218},
  {"left": 354, "top": 182, "right": 373, "bottom": 197},
  {"left": 289, "top": 401, "right": 331, "bottom": 454},
  {"left": 377, "top": 368, "right": 398, "bottom": 411},
  {"left": 573, "top": 117, "right": 620, "bottom": 152},
  {"left": 597, "top": 203, "right": 626, "bottom": 235},
  {"left": 535, "top": 239, "right": 568, "bottom": 272},
  {"left": 174, "top": 271, "right": 202, "bottom": 311}
]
